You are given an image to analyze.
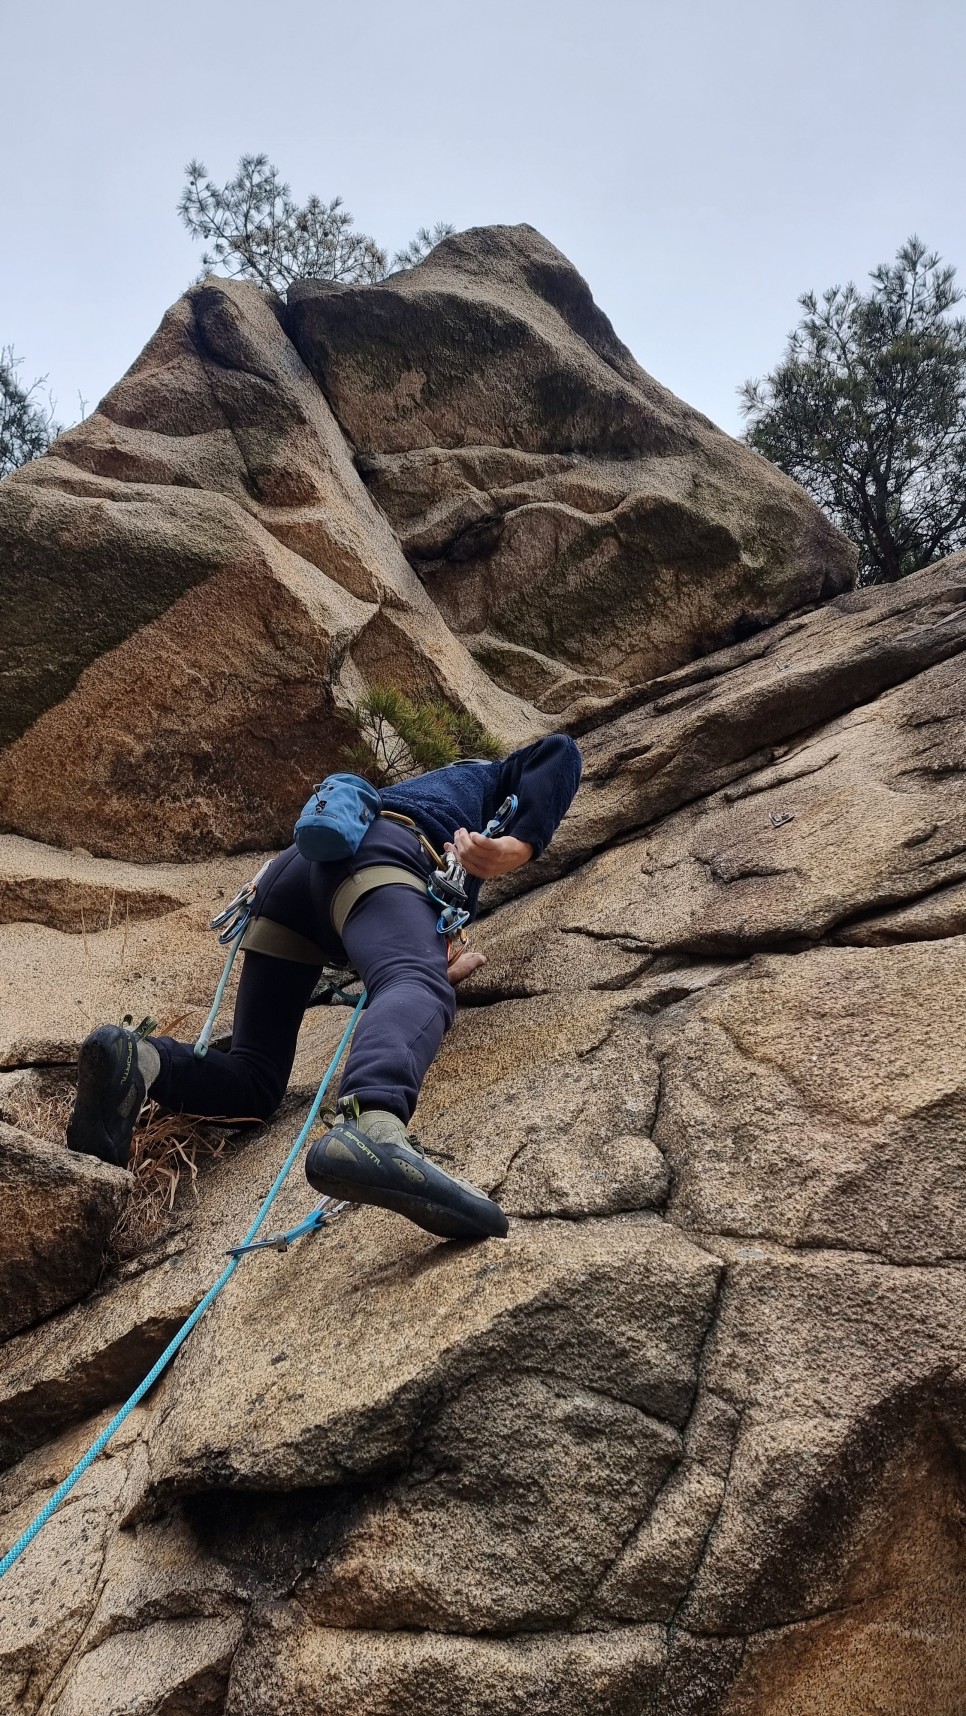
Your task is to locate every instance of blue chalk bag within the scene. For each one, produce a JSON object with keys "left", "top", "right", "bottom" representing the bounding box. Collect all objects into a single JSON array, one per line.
[{"left": 294, "top": 773, "right": 382, "bottom": 863}]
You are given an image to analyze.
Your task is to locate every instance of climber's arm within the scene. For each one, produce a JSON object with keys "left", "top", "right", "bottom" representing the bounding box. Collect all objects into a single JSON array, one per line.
[
  {"left": 446, "top": 733, "right": 582, "bottom": 878},
  {"left": 495, "top": 732, "right": 583, "bottom": 858},
  {"left": 446, "top": 830, "right": 533, "bottom": 878}
]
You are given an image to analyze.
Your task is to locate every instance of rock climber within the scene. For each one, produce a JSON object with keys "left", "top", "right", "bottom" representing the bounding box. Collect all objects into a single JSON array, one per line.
[{"left": 67, "top": 733, "right": 582, "bottom": 1243}]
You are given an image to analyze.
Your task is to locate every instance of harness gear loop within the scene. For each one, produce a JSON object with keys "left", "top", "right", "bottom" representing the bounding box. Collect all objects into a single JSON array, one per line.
[{"left": 378, "top": 809, "right": 444, "bottom": 868}]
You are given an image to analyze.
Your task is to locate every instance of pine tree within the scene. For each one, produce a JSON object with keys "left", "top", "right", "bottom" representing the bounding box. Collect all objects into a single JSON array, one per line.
[
  {"left": 1, "top": 347, "right": 60, "bottom": 479},
  {"left": 342, "top": 688, "right": 501, "bottom": 787},
  {"left": 178, "top": 155, "right": 452, "bottom": 293},
  {"left": 741, "top": 238, "right": 966, "bottom": 584}
]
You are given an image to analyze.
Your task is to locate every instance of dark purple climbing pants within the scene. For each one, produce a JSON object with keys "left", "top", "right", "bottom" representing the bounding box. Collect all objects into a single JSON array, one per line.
[{"left": 150, "top": 821, "right": 455, "bottom": 1124}]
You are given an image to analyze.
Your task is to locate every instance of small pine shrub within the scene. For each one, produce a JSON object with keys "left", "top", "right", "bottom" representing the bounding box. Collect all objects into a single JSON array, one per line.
[{"left": 343, "top": 687, "right": 501, "bottom": 786}]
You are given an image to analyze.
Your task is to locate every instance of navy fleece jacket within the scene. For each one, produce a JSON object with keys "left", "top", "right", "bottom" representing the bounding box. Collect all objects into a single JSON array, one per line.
[{"left": 381, "top": 733, "right": 582, "bottom": 919}]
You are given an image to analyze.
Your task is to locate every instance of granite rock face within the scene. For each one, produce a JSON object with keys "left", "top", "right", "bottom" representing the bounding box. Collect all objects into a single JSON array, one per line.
[
  {"left": 0, "top": 1124, "right": 129, "bottom": 1342},
  {"left": 289, "top": 225, "right": 855, "bottom": 705},
  {"left": 1, "top": 230, "right": 964, "bottom": 1716},
  {"left": 0, "top": 277, "right": 537, "bottom": 861}
]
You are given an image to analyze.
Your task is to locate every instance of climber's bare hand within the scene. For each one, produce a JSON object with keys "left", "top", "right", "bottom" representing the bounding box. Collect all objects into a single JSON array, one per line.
[
  {"left": 447, "top": 947, "right": 487, "bottom": 986},
  {"left": 446, "top": 830, "right": 534, "bottom": 878}
]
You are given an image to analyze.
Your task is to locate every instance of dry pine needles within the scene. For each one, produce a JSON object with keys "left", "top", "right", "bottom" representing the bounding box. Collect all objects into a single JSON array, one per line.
[{"left": 3, "top": 1082, "right": 242, "bottom": 1260}]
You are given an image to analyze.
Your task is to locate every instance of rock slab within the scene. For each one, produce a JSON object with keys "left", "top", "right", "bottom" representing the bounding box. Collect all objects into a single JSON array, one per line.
[{"left": 0, "top": 1124, "right": 128, "bottom": 1341}]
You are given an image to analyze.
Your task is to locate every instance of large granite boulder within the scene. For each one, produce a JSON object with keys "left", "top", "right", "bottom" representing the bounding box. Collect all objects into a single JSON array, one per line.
[
  {"left": 474, "top": 552, "right": 966, "bottom": 992},
  {"left": 0, "top": 277, "right": 538, "bottom": 861},
  {"left": 1, "top": 557, "right": 964, "bottom": 1715},
  {"left": 288, "top": 225, "right": 855, "bottom": 700},
  {"left": 0, "top": 228, "right": 852, "bottom": 862},
  {"left": 0, "top": 1124, "right": 129, "bottom": 1341}
]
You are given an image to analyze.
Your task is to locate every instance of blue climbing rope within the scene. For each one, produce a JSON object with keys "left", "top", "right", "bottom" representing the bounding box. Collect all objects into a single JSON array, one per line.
[{"left": 0, "top": 990, "right": 367, "bottom": 1581}]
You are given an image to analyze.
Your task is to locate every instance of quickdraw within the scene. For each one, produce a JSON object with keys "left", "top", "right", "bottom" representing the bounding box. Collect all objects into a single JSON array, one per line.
[
  {"left": 226, "top": 1193, "right": 348, "bottom": 1257},
  {"left": 193, "top": 862, "right": 270, "bottom": 1058}
]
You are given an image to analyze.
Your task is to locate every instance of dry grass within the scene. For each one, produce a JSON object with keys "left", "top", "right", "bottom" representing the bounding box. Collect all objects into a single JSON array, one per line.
[
  {"left": 3, "top": 1079, "right": 246, "bottom": 1262},
  {"left": 4, "top": 875, "right": 256, "bottom": 1263},
  {"left": 2, "top": 1088, "right": 75, "bottom": 1151},
  {"left": 109, "top": 1102, "right": 241, "bottom": 1258}
]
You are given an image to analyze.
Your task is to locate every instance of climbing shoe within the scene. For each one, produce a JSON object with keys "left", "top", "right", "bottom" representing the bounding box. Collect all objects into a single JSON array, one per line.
[
  {"left": 305, "top": 1106, "right": 509, "bottom": 1241},
  {"left": 67, "top": 1018, "right": 157, "bottom": 1170}
]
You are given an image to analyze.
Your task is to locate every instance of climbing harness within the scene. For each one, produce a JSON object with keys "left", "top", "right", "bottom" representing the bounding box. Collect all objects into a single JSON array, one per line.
[
  {"left": 328, "top": 863, "right": 428, "bottom": 939},
  {"left": 0, "top": 991, "right": 367, "bottom": 1582},
  {"left": 428, "top": 794, "right": 519, "bottom": 942},
  {"left": 205, "top": 798, "right": 517, "bottom": 1003}
]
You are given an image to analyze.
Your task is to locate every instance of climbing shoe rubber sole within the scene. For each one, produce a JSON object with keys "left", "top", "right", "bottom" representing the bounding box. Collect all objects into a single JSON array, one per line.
[
  {"left": 67, "top": 1024, "right": 146, "bottom": 1170},
  {"left": 304, "top": 1118, "right": 508, "bottom": 1242}
]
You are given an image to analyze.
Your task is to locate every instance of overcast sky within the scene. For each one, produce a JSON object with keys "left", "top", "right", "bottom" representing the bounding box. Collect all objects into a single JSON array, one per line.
[{"left": 4, "top": 0, "right": 964, "bottom": 438}]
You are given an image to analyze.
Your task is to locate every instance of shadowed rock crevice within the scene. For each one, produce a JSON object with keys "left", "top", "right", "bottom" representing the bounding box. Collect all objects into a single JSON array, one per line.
[
  {"left": 181, "top": 1482, "right": 381, "bottom": 1600},
  {"left": 582, "top": 1266, "right": 734, "bottom": 1631},
  {"left": 685, "top": 1394, "right": 966, "bottom": 1713}
]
